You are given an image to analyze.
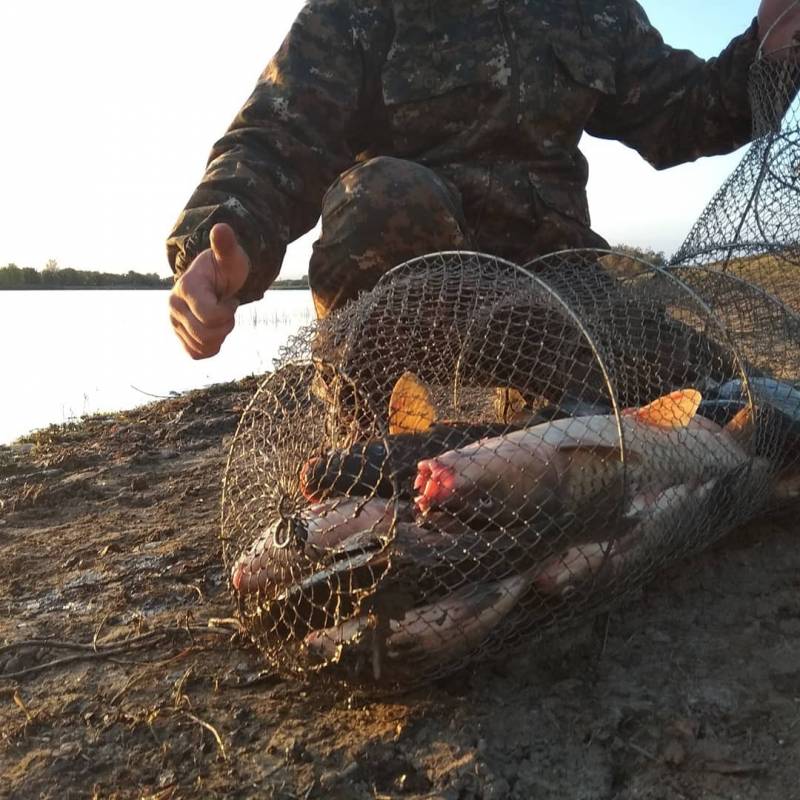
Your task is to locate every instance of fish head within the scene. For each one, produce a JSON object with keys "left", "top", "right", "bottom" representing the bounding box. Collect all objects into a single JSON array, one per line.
[
  {"left": 299, "top": 442, "right": 390, "bottom": 502},
  {"left": 413, "top": 453, "right": 510, "bottom": 526},
  {"left": 299, "top": 455, "right": 331, "bottom": 502},
  {"left": 231, "top": 515, "right": 309, "bottom": 596},
  {"left": 413, "top": 444, "right": 553, "bottom": 527}
]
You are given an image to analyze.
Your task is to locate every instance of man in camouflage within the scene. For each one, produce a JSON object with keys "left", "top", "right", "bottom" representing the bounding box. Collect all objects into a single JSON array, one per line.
[{"left": 167, "top": 0, "right": 800, "bottom": 359}]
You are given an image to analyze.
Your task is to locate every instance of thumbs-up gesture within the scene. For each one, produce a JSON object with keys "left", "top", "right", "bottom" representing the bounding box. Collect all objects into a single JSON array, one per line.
[
  {"left": 169, "top": 223, "right": 252, "bottom": 359},
  {"left": 759, "top": 0, "right": 800, "bottom": 54}
]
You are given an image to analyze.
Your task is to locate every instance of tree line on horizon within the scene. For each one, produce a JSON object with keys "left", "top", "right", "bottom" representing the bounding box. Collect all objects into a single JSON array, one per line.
[
  {"left": 0, "top": 262, "right": 172, "bottom": 289},
  {"left": 0, "top": 260, "right": 310, "bottom": 290},
  {"left": 0, "top": 244, "right": 666, "bottom": 291},
  {"left": 599, "top": 244, "right": 668, "bottom": 277}
]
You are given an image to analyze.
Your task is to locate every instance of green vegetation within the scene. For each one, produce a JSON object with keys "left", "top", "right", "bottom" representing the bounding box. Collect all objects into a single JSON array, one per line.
[
  {"left": 272, "top": 275, "right": 310, "bottom": 289},
  {"left": 600, "top": 244, "right": 668, "bottom": 279},
  {"left": 608, "top": 244, "right": 667, "bottom": 267},
  {"left": 0, "top": 261, "right": 310, "bottom": 290},
  {"left": 0, "top": 261, "right": 171, "bottom": 289}
]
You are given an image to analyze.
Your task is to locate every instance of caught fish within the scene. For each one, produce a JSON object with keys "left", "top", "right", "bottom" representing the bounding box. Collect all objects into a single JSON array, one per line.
[
  {"left": 697, "top": 398, "right": 751, "bottom": 427},
  {"left": 716, "top": 377, "right": 800, "bottom": 419},
  {"left": 304, "top": 614, "right": 371, "bottom": 663},
  {"left": 299, "top": 372, "right": 530, "bottom": 502},
  {"left": 414, "top": 390, "right": 752, "bottom": 527},
  {"left": 305, "top": 572, "right": 530, "bottom": 668},
  {"left": 494, "top": 387, "right": 611, "bottom": 425},
  {"left": 326, "top": 511, "right": 564, "bottom": 597},
  {"left": 388, "top": 573, "right": 529, "bottom": 661},
  {"left": 299, "top": 423, "right": 521, "bottom": 502},
  {"left": 701, "top": 377, "right": 800, "bottom": 468},
  {"left": 231, "top": 497, "right": 395, "bottom": 597},
  {"left": 275, "top": 505, "right": 566, "bottom": 652},
  {"left": 531, "top": 541, "right": 614, "bottom": 597},
  {"left": 533, "top": 457, "right": 776, "bottom": 601},
  {"left": 530, "top": 478, "right": 714, "bottom": 597}
]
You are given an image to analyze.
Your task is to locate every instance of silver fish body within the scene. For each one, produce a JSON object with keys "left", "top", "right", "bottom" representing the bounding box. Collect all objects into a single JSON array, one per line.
[
  {"left": 414, "top": 399, "right": 748, "bottom": 528},
  {"left": 305, "top": 572, "right": 529, "bottom": 669},
  {"left": 717, "top": 377, "right": 800, "bottom": 420}
]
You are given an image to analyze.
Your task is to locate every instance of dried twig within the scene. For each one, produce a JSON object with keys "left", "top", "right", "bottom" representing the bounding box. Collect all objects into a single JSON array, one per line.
[
  {"left": 172, "top": 666, "right": 194, "bottom": 710},
  {"left": 0, "top": 629, "right": 165, "bottom": 657},
  {"left": 207, "top": 617, "right": 246, "bottom": 635},
  {"left": 0, "top": 638, "right": 97, "bottom": 655},
  {"left": 109, "top": 646, "right": 205, "bottom": 670},
  {"left": 93, "top": 610, "right": 113, "bottom": 651},
  {"left": 703, "top": 760, "right": 767, "bottom": 776},
  {"left": 0, "top": 623, "right": 234, "bottom": 681},
  {"left": 12, "top": 690, "right": 33, "bottom": 722},
  {"left": 183, "top": 712, "right": 227, "bottom": 761},
  {"left": 626, "top": 741, "right": 657, "bottom": 762},
  {"left": 300, "top": 780, "right": 316, "bottom": 800},
  {"left": 109, "top": 671, "right": 148, "bottom": 706},
  {"left": 599, "top": 612, "right": 611, "bottom": 656},
  {"left": 130, "top": 385, "right": 175, "bottom": 400},
  {"left": 0, "top": 640, "right": 161, "bottom": 680}
]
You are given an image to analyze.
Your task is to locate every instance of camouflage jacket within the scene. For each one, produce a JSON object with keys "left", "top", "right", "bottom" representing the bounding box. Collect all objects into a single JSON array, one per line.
[{"left": 167, "top": 0, "right": 760, "bottom": 303}]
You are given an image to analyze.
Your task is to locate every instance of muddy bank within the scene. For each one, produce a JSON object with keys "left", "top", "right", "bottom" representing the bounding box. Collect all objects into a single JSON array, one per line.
[{"left": 1, "top": 377, "right": 799, "bottom": 799}]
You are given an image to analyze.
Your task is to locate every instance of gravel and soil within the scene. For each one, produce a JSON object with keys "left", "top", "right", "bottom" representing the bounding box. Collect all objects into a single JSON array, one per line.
[{"left": 1, "top": 378, "right": 799, "bottom": 799}]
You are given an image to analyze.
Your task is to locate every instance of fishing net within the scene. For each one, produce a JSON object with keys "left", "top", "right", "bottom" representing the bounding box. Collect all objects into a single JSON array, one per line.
[{"left": 221, "top": 47, "right": 800, "bottom": 687}]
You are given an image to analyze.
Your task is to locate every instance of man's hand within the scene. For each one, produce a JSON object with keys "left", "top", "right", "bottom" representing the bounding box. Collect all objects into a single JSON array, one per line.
[
  {"left": 169, "top": 223, "right": 251, "bottom": 359},
  {"left": 759, "top": 0, "right": 800, "bottom": 54}
]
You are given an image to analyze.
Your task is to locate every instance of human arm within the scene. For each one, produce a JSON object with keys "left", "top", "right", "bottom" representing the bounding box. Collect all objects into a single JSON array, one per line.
[
  {"left": 168, "top": 223, "right": 249, "bottom": 359},
  {"left": 166, "top": 0, "right": 388, "bottom": 306},
  {"left": 586, "top": 2, "right": 762, "bottom": 169}
]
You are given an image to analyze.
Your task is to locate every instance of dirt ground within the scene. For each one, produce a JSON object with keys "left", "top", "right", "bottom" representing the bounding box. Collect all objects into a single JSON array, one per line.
[{"left": 2, "top": 377, "right": 800, "bottom": 800}]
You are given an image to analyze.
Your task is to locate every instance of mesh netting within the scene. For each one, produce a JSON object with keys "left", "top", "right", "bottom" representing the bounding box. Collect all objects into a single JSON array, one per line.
[
  {"left": 673, "top": 50, "right": 800, "bottom": 298},
  {"left": 221, "top": 49, "right": 800, "bottom": 687}
]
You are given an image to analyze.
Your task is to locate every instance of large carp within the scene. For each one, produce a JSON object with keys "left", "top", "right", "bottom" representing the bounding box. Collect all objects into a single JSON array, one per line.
[{"left": 414, "top": 390, "right": 752, "bottom": 527}]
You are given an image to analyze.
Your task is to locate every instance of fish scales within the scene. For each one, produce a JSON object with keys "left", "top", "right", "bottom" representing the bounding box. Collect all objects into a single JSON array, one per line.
[{"left": 415, "top": 391, "right": 750, "bottom": 526}]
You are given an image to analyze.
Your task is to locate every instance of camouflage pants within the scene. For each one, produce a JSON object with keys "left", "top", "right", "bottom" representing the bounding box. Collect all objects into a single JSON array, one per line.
[
  {"left": 307, "top": 157, "right": 739, "bottom": 406},
  {"left": 308, "top": 157, "right": 472, "bottom": 318}
]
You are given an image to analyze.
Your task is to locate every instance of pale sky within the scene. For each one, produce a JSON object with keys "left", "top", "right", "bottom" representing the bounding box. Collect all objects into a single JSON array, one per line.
[{"left": 0, "top": 0, "right": 764, "bottom": 279}]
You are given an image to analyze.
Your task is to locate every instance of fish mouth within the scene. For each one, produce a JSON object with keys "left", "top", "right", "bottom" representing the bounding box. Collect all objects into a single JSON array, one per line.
[{"left": 414, "top": 459, "right": 457, "bottom": 513}]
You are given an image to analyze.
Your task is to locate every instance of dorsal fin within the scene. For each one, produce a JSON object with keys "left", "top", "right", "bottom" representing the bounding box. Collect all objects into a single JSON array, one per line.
[
  {"left": 625, "top": 389, "right": 702, "bottom": 429},
  {"left": 494, "top": 387, "right": 527, "bottom": 423},
  {"left": 389, "top": 372, "right": 437, "bottom": 435},
  {"left": 724, "top": 404, "right": 756, "bottom": 444}
]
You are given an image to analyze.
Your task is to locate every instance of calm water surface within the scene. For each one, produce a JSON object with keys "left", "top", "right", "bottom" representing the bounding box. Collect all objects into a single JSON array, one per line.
[{"left": 0, "top": 290, "right": 315, "bottom": 444}]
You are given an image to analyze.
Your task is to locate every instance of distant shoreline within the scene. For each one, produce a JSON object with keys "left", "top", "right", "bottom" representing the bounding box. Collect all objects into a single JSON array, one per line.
[
  {"left": 0, "top": 284, "right": 310, "bottom": 292},
  {"left": 0, "top": 264, "right": 309, "bottom": 292}
]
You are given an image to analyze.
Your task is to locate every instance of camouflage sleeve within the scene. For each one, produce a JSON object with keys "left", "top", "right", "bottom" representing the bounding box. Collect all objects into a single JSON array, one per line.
[
  {"left": 166, "top": 1, "right": 388, "bottom": 303},
  {"left": 587, "top": 4, "right": 760, "bottom": 170}
]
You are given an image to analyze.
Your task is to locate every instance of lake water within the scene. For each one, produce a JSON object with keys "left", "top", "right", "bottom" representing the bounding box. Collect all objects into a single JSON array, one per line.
[{"left": 0, "top": 289, "right": 315, "bottom": 444}]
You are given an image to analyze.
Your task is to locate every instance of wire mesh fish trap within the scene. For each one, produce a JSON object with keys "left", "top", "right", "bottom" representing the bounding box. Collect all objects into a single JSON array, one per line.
[
  {"left": 222, "top": 253, "right": 798, "bottom": 685},
  {"left": 673, "top": 47, "right": 800, "bottom": 301},
  {"left": 221, "top": 50, "right": 800, "bottom": 687}
]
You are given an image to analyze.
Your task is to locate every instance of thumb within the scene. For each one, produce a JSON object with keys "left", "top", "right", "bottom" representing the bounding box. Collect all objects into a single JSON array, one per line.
[{"left": 209, "top": 222, "right": 252, "bottom": 300}]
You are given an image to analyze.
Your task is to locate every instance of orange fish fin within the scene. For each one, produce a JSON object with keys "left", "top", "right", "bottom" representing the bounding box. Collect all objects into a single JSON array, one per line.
[
  {"left": 626, "top": 389, "right": 702, "bottom": 430},
  {"left": 724, "top": 404, "right": 756, "bottom": 444},
  {"left": 494, "top": 387, "right": 527, "bottom": 423},
  {"left": 389, "top": 372, "right": 437, "bottom": 435}
]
